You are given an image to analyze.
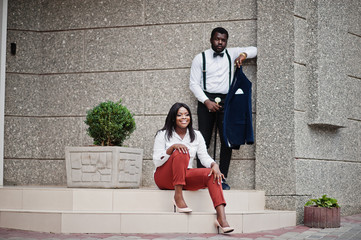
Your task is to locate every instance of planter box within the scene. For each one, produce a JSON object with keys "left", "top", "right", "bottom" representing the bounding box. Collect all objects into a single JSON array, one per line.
[
  {"left": 304, "top": 206, "right": 340, "bottom": 228},
  {"left": 65, "top": 146, "right": 143, "bottom": 188}
]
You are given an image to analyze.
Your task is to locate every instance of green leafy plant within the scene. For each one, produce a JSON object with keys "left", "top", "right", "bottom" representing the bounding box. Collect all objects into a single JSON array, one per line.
[
  {"left": 305, "top": 195, "right": 340, "bottom": 208},
  {"left": 85, "top": 99, "right": 136, "bottom": 146}
]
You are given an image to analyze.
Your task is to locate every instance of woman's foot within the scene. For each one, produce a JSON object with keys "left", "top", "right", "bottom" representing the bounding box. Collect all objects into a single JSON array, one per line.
[
  {"left": 173, "top": 197, "right": 192, "bottom": 213},
  {"left": 174, "top": 195, "right": 188, "bottom": 208},
  {"left": 215, "top": 218, "right": 234, "bottom": 234},
  {"left": 217, "top": 217, "right": 230, "bottom": 228}
]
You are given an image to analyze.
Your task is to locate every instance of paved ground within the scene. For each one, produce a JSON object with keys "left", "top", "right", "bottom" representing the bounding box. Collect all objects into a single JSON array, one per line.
[{"left": 0, "top": 214, "right": 360, "bottom": 240}]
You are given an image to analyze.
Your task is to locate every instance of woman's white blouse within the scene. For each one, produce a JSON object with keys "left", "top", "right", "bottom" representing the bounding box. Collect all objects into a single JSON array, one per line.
[{"left": 153, "top": 129, "right": 215, "bottom": 169}]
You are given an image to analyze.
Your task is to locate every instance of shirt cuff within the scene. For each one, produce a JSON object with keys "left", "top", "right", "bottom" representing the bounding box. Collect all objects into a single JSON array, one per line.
[{"left": 201, "top": 97, "right": 209, "bottom": 104}]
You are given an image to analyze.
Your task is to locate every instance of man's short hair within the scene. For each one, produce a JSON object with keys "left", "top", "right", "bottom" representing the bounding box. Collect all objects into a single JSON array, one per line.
[{"left": 211, "top": 27, "right": 229, "bottom": 39}]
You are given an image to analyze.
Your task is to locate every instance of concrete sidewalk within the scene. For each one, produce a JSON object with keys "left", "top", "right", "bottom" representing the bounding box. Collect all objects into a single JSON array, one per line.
[{"left": 0, "top": 214, "right": 360, "bottom": 240}]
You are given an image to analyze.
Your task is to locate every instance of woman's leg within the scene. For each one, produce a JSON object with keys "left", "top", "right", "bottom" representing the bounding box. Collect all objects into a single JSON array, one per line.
[
  {"left": 184, "top": 168, "right": 230, "bottom": 227},
  {"left": 215, "top": 204, "right": 230, "bottom": 228},
  {"left": 154, "top": 151, "right": 190, "bottom": 208}
]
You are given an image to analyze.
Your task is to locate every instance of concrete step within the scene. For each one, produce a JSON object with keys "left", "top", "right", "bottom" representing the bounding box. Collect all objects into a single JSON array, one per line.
[{"left": 0, "top": 187, "right": 296, "bottom": 234}]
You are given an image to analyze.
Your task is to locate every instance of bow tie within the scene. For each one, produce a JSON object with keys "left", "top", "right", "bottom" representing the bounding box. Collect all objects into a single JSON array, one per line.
[{"left": 213, "top": 52, "right": 224, "bottom": 57}]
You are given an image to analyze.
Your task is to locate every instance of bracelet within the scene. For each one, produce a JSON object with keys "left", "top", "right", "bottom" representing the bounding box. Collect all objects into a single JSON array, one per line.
[{"left": 239, "top": 52, "right": 247, "bottom": 59}]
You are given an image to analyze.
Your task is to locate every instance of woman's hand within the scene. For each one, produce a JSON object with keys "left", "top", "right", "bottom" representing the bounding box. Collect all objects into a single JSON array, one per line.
[
  {"left": 166, "top": 144, "right": 189, "bottom": 155},
  {"left": 208, "top": 162, "right": 224, "bottom": 185}
]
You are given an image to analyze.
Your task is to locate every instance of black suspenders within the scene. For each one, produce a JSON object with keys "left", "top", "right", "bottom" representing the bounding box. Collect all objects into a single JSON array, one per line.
[{"left": 202, "top": 49, "right": 232, "bottom": 91}]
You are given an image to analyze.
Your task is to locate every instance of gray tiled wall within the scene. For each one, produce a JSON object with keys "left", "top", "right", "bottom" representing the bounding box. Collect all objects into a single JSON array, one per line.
[
  {"left": 4, "top": 0, "right": 258, "bottom": 189},
  {"left": 4, "top": 0, "right": 361, "bottom": 221}
]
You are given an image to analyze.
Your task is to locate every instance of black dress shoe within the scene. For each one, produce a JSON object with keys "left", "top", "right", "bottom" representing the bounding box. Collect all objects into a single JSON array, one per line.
[{"left": 222, "top": 181, "right": 231, "bottom": 190}]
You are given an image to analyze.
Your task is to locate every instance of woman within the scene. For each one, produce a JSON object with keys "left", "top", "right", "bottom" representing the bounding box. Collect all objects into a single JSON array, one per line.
[{"left": 153, "top": 102, "right": 234, "bottom": 234}]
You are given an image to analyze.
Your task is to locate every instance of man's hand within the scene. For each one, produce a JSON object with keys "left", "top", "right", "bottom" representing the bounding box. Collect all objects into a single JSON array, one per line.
[
  {"left": 208, "top": 162, "right": 224, "bottom": 185},
  {"left": 235, "top": 52, "right": 247, "bottom": 68},
  {"left": 204, "top": 99, "right": 221, "bottom": 112}
]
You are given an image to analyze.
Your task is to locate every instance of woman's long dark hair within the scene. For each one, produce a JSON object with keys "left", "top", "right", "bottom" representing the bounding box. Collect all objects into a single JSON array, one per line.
[{"left": 157, "top": 102, "right": 196, "bottom": 142}]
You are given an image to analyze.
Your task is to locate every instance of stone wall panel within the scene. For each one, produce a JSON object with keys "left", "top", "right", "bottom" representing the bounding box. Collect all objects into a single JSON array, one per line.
[
  {"left": 295, "top": 112, "right": 360, "bottom": 162},
  {"left": 144, "top": 69, "right": 196, "bottom": 115},
  {"left": 294, "top": 17, "right": 307, "bottom": 64},
  {"left": 294, "top": 64, "right": 308, "bottom": 111},
  {"left": 143, "top": 24, "right": 204, "bottom": 70},
  {"left": 296, "top": 159, "right": 361, "bottom": 216},
  {"left": 226, "top": 159, "right": 255, "bottom": 190},
  {"left": 41, "top": 0, "right": 144, "bottom": 31},
  {"left": 307, "top": 0, "right": 348, "bottom": 127},
  {"left": 345, "top": 76, "right": 361, "bottom": 120},
  {"left": 346, "top": 0, "right": 361, "bottom": 36},
  {"left": 84, "top": 27, "right": 146, "bottom": 72},
  {"left": 294, "top": 0, "right": 309, "bottom": 18},
  {"left": 205, "top": 21, "right": 257, "bottom": 48},
  {"left": 4, "top": 117, "right": 83, "bottom": 159},
  {"left": 295, "top": 112, "right": 343, "bottom": 160},
  {"left": 41, "top": 31, "right": 84, "bottom": 73},
  {"left": 145, "top": 0, "right": 256, "bottom": 25},
  {"left": 5, "top": 72, "right": 145, "bottom": 116},
  {"left": 256, "top": 0, "right": 296, "bottom": 195},
  {"left": 346, "top": 34, "right": 361, "bottom": 78},
  {"left": 6, "top": 31, "right": 41, "bottom": 73},
  {"left": 5, "top": 74, "right": 42, "bottom": 116},
  {"left": 4, "top": 159, "right": 66, "bottom": 186},
  {"left": 7, "top": 0, "right": 41, "bottom": 30}
]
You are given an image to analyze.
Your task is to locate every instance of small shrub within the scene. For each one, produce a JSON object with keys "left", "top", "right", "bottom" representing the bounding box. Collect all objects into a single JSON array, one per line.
[
  {"left": 85, "top": 99, "right": 136, "bottom": 146},
  {"left": 305, "top": 194, "right": 340, "bottom": 208}
]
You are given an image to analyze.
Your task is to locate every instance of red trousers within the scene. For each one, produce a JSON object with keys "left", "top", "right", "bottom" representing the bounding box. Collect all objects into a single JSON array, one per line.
[{"left": 154, "top": 150, "right": 226, "bottom": 208}]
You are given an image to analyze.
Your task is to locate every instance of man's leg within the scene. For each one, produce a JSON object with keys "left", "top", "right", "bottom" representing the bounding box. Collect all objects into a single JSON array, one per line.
[
  {"left": 197, "top": 101, "right": 215, "bottom": 168},
  {"left": 217, "top": 111, "right": 232, "bottom": 189}
]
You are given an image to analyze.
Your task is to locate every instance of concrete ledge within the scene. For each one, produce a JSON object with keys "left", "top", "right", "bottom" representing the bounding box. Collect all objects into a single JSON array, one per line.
[{"left": 0, "top": 187, "right": 295, "bottom": 234}]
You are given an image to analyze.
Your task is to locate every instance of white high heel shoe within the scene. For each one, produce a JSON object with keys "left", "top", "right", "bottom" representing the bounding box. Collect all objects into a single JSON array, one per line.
[
  {"left": 173, "top": 199, "right": 192, "bottom": 213},
  {"left": 215, "top": 219, "right": 234, "bottom": 234}
]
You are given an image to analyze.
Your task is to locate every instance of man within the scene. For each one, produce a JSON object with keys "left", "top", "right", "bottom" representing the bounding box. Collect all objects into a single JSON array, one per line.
[{"left": 189, "top": 27, "right": 257, "bottom": 190}]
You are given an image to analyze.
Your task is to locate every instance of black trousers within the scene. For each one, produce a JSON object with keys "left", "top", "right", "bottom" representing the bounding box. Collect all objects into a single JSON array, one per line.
[{"left": 197, "top": 101, "right": 232, "bottom": 178}]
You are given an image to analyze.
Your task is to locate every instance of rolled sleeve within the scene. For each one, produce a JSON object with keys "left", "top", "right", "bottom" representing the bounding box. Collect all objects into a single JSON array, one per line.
[{"left": 153, "top": 131, "right": 171, "bottom": 168}]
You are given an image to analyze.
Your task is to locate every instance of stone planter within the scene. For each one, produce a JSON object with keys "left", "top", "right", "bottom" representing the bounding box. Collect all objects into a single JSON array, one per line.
[
  {"left": 304, "top": 206, "right": 341, "bottom": 228},
  {"left": 65, "top": 146, "right": 143, "bottom": 188}
]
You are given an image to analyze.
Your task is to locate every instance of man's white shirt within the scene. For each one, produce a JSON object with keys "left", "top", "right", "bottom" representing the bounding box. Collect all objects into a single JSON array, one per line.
[{"left": 189, "top": 47, "right": 257, "bottom": 103}]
